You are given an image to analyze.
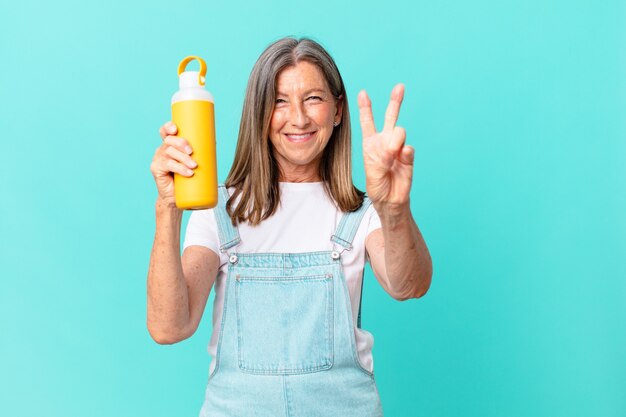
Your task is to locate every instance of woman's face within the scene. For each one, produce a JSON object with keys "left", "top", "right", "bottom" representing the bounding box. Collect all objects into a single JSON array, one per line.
[{"left": 269, "top": 61, "right": 342, "bottom": 181}]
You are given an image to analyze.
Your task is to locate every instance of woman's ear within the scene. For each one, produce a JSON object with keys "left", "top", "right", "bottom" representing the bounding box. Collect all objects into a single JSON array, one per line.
[{"left": 335, "top": 95, "right": 344, "bottom": 124}]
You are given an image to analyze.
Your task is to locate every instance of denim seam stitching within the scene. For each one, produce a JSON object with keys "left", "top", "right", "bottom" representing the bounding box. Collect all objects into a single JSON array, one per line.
[
  {"left": 207, "top": 269, "right": 231, "bottom": 381},
  {"left": 233, "top": 250, "right": 337, "bottom": 258},
  {"left": 235, "top": 273, "right": 334, "bottom": 375},
  {"left": 237, "top": 275, "right": 330, "bottom": 282},
  {"left": 338, "top": 268, "right": 374, "bottom": 378},
  {"left": 283, "top": 375, "right": 292, "bottom": 417},
  {"left": 235, "top": 279, "right": 244, "bottom": 370},
  {"left": 215, "top": 185, "right": 241, "bottom": 252},
  {"left": 237, "top": 363, "right": 333, "bottom": 375},
  {"left": 332, "top": 197, "right": 372, "bottom": 249},
  {"left": 329, "top": 269, "right": 335, "bottom": 369}
]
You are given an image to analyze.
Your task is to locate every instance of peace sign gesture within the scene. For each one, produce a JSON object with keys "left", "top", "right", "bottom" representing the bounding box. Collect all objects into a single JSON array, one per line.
[{"left": 358, "top": 84, "right": 414, "bottom": 208}]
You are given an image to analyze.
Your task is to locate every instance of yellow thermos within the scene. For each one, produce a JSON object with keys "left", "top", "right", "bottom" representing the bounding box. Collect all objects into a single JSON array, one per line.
[{"left": 171, "top": 56, "right": 218, "bottom": 209}]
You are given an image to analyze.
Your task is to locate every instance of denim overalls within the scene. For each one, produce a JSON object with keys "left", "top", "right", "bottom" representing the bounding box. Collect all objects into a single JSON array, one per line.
[{"left": 199, "top": 185, "right": 384, "bottom": 417}]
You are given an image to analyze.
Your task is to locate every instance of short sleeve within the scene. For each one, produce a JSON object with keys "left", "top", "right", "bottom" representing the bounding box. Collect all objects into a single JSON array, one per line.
[
  {"left": 364, "top": 204, "right": 382, "bottom": 264},
  {"left": 182, "top": 209, "right": 220, "bottom": 256}
]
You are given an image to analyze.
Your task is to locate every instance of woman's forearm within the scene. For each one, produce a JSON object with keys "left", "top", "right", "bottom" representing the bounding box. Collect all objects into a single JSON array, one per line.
[
  {"left": 376, "top": 202, "right": 432, "bottom": 300},
  {"left": 146, "top": 198, "right": 190, "bottom": 343}
]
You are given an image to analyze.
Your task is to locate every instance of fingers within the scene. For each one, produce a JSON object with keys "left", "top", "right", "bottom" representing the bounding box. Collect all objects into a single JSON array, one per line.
[
  {"left": 151, "top": 147, "right": 195, "bottom": 178},
  {"left": 373, "top": 126, "right": 407, "bottom": 169},
  {"left": 359, "top": 84, "right": 405, "bottom": 137},
  {"left": 163, "top": 134, "right": 193, "bottom": 155},
  {"left": 164, "top": 140, "right": 197, "bottom": 170},
  {"left": 389, "top": 126, "right": 406, "bottom": 154},
  {"left": 398, "top": 145, "right": 415, "bottom": 166},
  {"left": 151, "top": 126, "right": 196, "bottom": 178},
  {"left": 166, "top": 159, "right": 195, "bottom": 177},
  {"left": 159, "top": 121, "right": 178, "bottom": 140},
  {"left": 357, "top": 90, "right": 377, "bottom": 137},
  {"left": 383, "top": 84, "right": 404, "bottom": 133}
]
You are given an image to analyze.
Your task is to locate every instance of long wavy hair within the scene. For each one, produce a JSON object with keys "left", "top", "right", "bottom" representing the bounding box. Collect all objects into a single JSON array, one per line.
[{"left": 224, "top": 37, "right": 365, "bottom": 225}]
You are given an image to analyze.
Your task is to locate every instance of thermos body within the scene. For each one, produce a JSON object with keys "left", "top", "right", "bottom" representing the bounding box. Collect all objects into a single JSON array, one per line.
[{"left": 171, "top": 56, "right": 218, "bottom": 210}]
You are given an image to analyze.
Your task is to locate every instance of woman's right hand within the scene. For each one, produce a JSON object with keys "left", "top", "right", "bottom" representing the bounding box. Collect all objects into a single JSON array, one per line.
[{"left": 150, "top": 121, "right": 197, "bottom": 207}]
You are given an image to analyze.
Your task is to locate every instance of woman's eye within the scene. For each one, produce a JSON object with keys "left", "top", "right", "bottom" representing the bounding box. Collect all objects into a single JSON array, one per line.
[
  {"left": 306, "top": 96, "right": 322, "bottom": 101},
  {"left": 276, "top": 98, "right": 287, "bottom": 103}
]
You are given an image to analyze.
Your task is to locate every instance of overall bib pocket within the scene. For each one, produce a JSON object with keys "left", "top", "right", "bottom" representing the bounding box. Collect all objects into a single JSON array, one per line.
[{"left": 234, "top": 274, "right": 334, "bottom": 375}]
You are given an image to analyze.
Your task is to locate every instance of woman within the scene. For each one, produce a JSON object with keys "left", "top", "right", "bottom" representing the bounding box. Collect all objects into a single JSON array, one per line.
[{"left": 147, "top": 37, "right": 432, "bottom": 416}]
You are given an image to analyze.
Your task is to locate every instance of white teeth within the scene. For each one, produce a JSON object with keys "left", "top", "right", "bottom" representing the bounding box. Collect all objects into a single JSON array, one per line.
[{"left": 286, "top": 132, "right": 313, "bottom": 139}]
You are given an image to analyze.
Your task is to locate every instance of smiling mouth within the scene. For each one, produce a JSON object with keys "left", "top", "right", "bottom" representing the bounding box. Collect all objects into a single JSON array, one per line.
[{"left": 285, "top": 131, "right": 316, "bottom": 143}]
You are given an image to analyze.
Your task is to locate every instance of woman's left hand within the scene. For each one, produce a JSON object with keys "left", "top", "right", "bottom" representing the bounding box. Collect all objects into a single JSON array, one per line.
[{"left": 358, "top": 83, "right": 414, "bottom": 208}]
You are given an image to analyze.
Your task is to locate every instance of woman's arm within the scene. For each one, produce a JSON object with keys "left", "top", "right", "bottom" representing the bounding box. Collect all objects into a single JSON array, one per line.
[
  {"left": 366, "top": 204, "right": 432, "bottom": 300},
  {"left": 358, "top": 84, "right": 432, "bottom": 300},
  {"left": 146, "top": 199, "right": 219, "bottom": 344},
  {"left": 147, "top": 121, "right": 218, "bottom": 344}
]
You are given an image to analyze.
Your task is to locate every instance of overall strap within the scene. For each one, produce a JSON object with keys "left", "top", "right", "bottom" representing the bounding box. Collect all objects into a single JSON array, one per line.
[
  {"left": 331, "top": 196, "right": 373, "bottom": 250},
  {"left": 214, "top": 184, "right": 241, "bottom": 253},
  {"left": 331, "top": 196, "right": 373, "bottom": 330}
]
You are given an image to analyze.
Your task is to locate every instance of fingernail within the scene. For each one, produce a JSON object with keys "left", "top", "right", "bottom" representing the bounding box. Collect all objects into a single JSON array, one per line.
[
  {"left": 190, "top": 160, "right": 197, "bottom": 168},
  {"left": 185, "top": 146, "right": 192, "bottom": 154},
  {"left": 186, "top": 169, "right": 194, "bottom": 175}
]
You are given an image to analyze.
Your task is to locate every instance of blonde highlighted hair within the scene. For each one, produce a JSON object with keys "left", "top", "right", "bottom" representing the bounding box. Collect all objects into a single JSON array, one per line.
[{"left": 225, "top": 36, "right": 365, "bottom": 225}]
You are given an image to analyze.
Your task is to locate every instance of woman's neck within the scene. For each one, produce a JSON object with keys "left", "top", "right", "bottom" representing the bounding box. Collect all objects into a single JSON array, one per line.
[{"left": 277, "top": 166, "right": 321, "bottom": 183}]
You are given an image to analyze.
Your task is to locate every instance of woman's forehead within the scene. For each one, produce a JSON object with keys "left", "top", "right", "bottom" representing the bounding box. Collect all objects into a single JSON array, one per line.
[{"left": 276, "top": 61, "right": 330, "bottom": 95}]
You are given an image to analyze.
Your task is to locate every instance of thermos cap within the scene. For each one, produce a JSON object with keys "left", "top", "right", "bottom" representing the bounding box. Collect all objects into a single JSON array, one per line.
[
  {"left": 172, "top": 56, "right": 213, "bottom": 104},
  {"left": 179, "top": 71, "right": 206, "bottom": 90}
]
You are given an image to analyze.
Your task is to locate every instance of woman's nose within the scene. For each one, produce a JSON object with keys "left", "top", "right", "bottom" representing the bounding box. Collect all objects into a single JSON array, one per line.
[{"left": 289, "top": 102, "right": 310, "bottom": 127}]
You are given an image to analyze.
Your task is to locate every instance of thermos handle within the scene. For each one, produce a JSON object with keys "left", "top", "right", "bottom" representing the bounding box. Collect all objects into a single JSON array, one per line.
[{"left": 177, "top": 56, "right": 207, "bottom": 86}]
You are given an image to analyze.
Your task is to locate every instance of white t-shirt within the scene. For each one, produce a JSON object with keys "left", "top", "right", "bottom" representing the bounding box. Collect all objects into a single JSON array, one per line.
[{"left": 183, "top": 181, "right": 382, "bottom": 375}]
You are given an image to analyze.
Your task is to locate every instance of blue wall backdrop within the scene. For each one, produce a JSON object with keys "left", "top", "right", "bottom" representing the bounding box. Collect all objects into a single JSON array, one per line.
[{"left": 1, "top": 0, "right": 624, "bottom": 416}]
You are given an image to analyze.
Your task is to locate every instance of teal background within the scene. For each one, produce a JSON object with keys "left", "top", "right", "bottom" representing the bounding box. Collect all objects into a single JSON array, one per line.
[{"left": 1, "top": 0, "right": 624, "bottom": 416}]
